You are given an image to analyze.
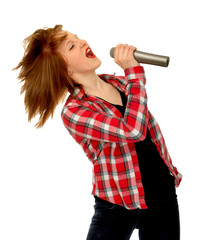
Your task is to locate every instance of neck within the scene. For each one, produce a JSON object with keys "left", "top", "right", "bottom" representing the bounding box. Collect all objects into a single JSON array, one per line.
[{"left": 72, "top": 71, "right": 105, "bottom": 94}]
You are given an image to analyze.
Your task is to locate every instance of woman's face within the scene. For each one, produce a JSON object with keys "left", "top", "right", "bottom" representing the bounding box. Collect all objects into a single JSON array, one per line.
[{"left": 58, "top": 32, "right": 101, "bottom": 78}]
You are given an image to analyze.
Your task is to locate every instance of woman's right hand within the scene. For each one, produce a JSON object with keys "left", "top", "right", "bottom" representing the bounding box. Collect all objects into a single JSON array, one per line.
[{"left": 114, "top": 44, "right": 140, "bottom": 70}]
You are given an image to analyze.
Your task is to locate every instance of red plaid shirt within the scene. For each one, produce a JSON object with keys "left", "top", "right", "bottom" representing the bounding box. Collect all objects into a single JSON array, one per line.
[{"left": 61, "top": 66, "right": 182, "bottom": 210}]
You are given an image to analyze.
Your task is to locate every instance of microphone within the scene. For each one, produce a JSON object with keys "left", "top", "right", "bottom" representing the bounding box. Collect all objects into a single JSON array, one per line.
[{"left": 110, "top": 47, "right": 170, "bottom": 67}]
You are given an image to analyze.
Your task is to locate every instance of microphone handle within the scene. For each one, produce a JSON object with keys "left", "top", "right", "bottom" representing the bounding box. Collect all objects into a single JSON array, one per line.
[{"left": 110, "top": 47, "right": 170, "bottom": 67}]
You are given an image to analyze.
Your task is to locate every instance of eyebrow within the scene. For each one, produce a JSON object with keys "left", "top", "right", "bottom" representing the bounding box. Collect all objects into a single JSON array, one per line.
[{"left": 66, "top": 34, "right": 78, "bottom": 46}]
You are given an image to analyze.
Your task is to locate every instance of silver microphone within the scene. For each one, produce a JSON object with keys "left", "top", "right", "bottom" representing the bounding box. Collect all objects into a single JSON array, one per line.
[{"left": 110, "top": 47, "right": 170, "bottom": 67}]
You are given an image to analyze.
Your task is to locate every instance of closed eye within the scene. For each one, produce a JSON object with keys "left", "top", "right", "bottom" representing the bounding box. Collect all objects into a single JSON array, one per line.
[
  {"left": 69, "top": 44, "right": 75, "bottom": 50},
  {"left": 67, "top": 35, "right": 78, "bottom": 51}
]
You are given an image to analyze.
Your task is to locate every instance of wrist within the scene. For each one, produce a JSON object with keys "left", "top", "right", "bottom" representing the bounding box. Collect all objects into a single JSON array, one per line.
[{"left": 123, "top": 62, "right": 140, "bottom": 70}]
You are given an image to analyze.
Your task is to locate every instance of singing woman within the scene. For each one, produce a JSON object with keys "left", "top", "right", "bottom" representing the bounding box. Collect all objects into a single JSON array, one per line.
[{"left": 14, "top": 25, "right": 182, "bottom": 240}]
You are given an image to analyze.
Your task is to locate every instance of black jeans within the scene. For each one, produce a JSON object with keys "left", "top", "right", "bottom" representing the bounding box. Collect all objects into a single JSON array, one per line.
[{"left": 86, "top": 196, "right": 180, "bottom": 240}]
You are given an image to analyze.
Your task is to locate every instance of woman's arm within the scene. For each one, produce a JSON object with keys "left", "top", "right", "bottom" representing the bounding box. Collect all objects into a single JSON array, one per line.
[{"left": 61, "top": 65, "right": 149, "bottom": 143}]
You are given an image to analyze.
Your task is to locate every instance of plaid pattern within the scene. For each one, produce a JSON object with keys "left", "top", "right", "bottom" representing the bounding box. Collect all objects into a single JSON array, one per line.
[{"left": 61, "top": 66, "right": 182, "bottom": 210}]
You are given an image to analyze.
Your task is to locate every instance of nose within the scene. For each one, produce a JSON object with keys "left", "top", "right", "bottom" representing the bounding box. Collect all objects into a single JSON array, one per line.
[{"left": 79, "top": 39, "right": 87, "bottom": 48}]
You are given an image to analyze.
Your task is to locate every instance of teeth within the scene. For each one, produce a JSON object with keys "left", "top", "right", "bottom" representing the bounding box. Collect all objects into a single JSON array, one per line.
[{"left": 86, "top": 47, "right": 95, "bottom": 58}]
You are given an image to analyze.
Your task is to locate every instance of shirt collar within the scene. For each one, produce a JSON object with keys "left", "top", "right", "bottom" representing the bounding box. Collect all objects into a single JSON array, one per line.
[{"left": 71, "top": 87, "right": 86, "bottom": 101}]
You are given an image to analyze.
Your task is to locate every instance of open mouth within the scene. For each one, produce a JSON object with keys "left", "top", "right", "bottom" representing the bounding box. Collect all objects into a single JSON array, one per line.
[{"left": 86, "top": 47, "right": 96, "bottom": 58}]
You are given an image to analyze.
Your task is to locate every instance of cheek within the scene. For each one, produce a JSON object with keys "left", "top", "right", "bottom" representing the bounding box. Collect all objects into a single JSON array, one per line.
[{"left": 67, "top": 53, "right": 85, "bottom": 71}]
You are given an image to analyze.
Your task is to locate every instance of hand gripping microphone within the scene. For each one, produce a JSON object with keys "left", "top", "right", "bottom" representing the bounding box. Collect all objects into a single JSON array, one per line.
[{"left": 110, "top": 47, "right": 170, "bottom": 67}]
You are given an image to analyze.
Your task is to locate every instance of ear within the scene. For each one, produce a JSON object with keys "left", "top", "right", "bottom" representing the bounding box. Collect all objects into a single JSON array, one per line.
[
  {"left": 62, "top": 55, "right": 73, "bottom": 75},
  {"left": 68, "top": 70, "right": 73, "bottom": 75}
]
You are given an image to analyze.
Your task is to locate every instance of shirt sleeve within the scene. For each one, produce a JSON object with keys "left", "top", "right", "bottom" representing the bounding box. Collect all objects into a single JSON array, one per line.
[{"left": 61, "top": 66, "right": 149, "bottom": 143}]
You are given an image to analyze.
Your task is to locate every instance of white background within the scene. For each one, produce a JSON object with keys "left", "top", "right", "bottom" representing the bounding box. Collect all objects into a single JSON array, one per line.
[{"left": 1, "top": 0, "right": 207, "bottom": 239}]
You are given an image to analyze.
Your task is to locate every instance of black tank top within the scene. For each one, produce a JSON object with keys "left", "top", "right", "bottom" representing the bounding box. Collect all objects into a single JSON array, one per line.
[{"left": 113, "top": 90, "right": 176, "bottom": 207}]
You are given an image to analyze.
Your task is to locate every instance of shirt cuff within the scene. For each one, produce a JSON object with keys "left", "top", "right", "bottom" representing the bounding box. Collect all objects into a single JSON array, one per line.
[
  {"left": 124, "top": 66, "right": 144, "bottom": 76},
  {"left": 124, "top": 66, "right": 146, "bottom": 84}
]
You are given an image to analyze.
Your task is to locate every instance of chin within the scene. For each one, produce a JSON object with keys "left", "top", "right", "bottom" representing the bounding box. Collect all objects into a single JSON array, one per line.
[
  {"left": 97, "top": 59, "right": 102, "bottom": 68},
  {"left": 94, "top": 58, "right": 102, "bottom": 70}
]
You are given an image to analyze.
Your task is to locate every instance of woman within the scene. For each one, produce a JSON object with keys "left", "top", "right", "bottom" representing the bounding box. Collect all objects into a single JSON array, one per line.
[{"left": 14, "top": 25, "right": 182, "bottom": 240}]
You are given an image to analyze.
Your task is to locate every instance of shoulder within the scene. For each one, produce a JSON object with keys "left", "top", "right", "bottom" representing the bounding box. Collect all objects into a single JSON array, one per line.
[
  {"left": 99, "top": 73, "right": 127, "bottom": 91},
  {"left": 62, "top": 93, "right": 97, "bottom": 113}
]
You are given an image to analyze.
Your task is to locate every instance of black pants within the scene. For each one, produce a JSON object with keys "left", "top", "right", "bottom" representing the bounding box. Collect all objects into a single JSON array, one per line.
[{"left": 86, "top": 196, "right": 180, "bottom": 240}]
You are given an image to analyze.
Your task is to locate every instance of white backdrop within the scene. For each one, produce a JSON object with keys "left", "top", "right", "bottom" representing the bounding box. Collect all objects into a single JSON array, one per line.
[{"left": 1, "top": 0, "right": 207, "bottom": 239}]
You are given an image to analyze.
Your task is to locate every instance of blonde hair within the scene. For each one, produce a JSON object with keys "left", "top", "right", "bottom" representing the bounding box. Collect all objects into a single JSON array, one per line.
[{"left": 13, "top": 25, "right": 79, "bottom": 128}]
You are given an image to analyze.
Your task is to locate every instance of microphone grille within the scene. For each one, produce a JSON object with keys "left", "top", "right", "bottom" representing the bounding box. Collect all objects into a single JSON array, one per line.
[{"left": 110, "top": 47, "right": 115, "bottom": 58}]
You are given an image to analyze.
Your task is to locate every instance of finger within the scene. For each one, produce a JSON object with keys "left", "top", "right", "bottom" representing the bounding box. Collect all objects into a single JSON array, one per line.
[
  {"left": 121, "top": 44, "right": 130, "bottom": 59},
  {"left": 114, "top": 44, "right": 128, "bottom": 60},
  {"left": 128, "top": 45, "right": 136, "bottom": 54},
  {"left": 114, "top": 44, "right": 122, "bottom": 60},
  {"left": 124, "top": 46, "right": 135, "bottom": 62}
]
